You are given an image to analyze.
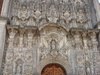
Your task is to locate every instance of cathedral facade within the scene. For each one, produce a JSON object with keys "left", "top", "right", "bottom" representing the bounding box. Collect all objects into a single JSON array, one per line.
[{"left": 0, "top": 0, "right": 100, "bottom": 75}]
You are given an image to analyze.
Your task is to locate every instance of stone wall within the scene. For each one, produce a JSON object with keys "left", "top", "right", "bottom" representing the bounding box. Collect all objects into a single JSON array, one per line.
[{"left": 0, "top": 0, "right": 100, "bottom": 75}]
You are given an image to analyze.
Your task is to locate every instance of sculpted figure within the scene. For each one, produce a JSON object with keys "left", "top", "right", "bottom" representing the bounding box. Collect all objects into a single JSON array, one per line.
[
  {"left": 29, "top": 1, "right": 35, "bottom": 16},
  {"left": 16, "top": 64, "right": 22, "bottom": 75},
  {"left": 77, "top": 9, "right": 84, "bottom": 23},
  {"left": 13, "top": 0, "right": 20, "bottom": 8},
  {"left": 47, "top": 4, "right": 58, "bottom": 23},
  {"left": 41, "top": 2, "right": 47, "bottom": 17},
  {"left": 51, "top": 40, "right": 56, "bottom": 49},
  {"left": 12, "top": 1, "right": 20, "bottom": 16},
  {"left": 19, "top": 5, "right": 29, "bottom": 20}
]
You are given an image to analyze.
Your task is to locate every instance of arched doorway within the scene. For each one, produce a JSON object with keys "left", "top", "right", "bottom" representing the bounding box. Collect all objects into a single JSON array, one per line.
[{"left": 41, "top": 63, "right": 66, "bottom": 75}]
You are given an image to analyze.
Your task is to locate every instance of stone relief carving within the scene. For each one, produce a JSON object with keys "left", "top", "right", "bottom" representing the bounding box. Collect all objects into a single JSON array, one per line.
[
  {"left": 3, "top": 25, "right": 99, "bottom": 75},
  {"left": 6, "top": 51, "right": 13, "bottom": 62},
  {"left": 12, "top": 0, "right": 20, "bottom": 16},
  {"left": 47, "top": 4, "right": 58, "bottom": 23},
  {"left": 18, "top": 5, "right": 29, "bottom": 20},
  {"left": 3, "top": 0, "right": 100, "bottom": 75},
  {"left": 16, "top": 64, "right": 22, "bottom": 75},
  {"left": 25, "top": 51, "right": 33, "bottom": 63},
  {"left": 34, "top": 9, "right": 42, "bottom": 24},
  {"left": 10, "top": 0, "right": 93, "bottom": 29},
  {"left": 63, "top": 10, "right": 70, "bottom": 24},
  {"left": 39, "top": 27, "right": 69, "bottom": 60},
  {"left": 77, "top": 9, "right": 85, "bottom": 23},
  {"left": 51, "top": 39, "right": 56, "bottom": 50},
  {"left": 41, "top": 2, "right": 47, "bottom": 17}
]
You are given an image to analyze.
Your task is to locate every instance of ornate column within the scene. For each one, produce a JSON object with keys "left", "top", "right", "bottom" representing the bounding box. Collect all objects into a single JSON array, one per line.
[{"left": 0, "top": 17, "right": 8, "bottom": 75}]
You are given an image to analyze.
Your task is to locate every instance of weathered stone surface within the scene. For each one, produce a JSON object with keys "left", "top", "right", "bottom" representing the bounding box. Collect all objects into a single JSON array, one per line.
[{"left": 0, "top": 0, "right": 100, "bottom": 75}]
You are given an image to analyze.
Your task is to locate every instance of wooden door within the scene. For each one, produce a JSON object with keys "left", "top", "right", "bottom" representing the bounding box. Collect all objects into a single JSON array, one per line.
[{"left": 41, "top": 64, "right": 66, "bottom": 75}]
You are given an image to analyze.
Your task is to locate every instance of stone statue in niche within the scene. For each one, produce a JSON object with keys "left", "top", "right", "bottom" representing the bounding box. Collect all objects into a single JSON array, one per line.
[
  {"left": 51, "top": 40, "right": 56, "bottom": 50},
  {"left": 86, "top": 67, "right": 91, "bottom": 75},
  {"left": 77, "top": 9, "right": 84, "bottom": 23},
  {"left": 41, "top": 2, "right": 47, "bottom": 17},
  {"left": 85, "top": 62, "right": 91, "bottom": 75},
  {"left": 16, "top": 64, "right": 22, "bottom": 75},
  {"left": 47, "top": 4, "right": 58, "bottom": 23},
  {"left": 29, "top": 1, "right": 35, "bottom": 16},
  {"left": 19, "top": 5, "right": 29, "bottom": 20}
]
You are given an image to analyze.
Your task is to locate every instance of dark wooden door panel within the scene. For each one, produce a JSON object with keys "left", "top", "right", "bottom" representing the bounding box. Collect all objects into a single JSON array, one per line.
[{"left": 41, "top": 64, "right": 66, "bottom": 75}]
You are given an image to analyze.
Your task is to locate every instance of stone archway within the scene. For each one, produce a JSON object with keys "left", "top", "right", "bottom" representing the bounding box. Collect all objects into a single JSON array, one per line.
[
  {"left": 41, "top": 63, "right": 67, "bottom": 75},
  {"left": 37, "top": 59, "right": 71, "bottom": 75}
]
